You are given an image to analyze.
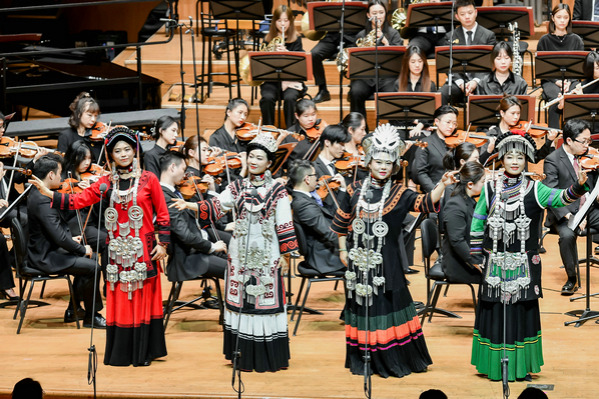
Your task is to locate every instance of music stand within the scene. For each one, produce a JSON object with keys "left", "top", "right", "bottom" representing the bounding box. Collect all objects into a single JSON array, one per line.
[
  {"left": 536, "top": 51, "right": 587, "bottom": 93},
  {"left": 476, "top": 6, "right": 534, "bottom": 39},
  {"left": 248, "top": 51, "right": 312, "bottom": 127},
  {"left": 436, "top": 45, "right": 493, "bottom": 123},
  {"left": 348, "top": 46, "right": 406, "bottom": 126},
  {"left": 309, "top": 1, "right": 369, "bottom": 120},
  {"left": 405, "top": 1, "right": 453, "bottom": 29},
  {"left": 468, "top": 95, "right": 534, "bottom": 128},
  {"left": 572, "top": 21, "right": 599, "bottom": 51},
  {"left": 376, "top": 92, "right": 440, "bottom": 123},
  {"left": 563, "top": 94, "right": 599, "bottom": 134}
]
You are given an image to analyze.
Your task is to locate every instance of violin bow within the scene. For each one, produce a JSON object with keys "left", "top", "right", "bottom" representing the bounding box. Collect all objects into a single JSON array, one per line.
[
  {"left": 322, "top": 178, "right": 341, "bottom": 210},
  {"left": 194, "top": 119, "right": 221, "bottom": 241},
  {"left": 67, "top": 171, "right": 88, "bottom": 247},
  {"left": 96, "top": 121, "right": 112, "bottom": 168},
  {"left": 5, "top": 140, "right": 21, "bottom": 201}
]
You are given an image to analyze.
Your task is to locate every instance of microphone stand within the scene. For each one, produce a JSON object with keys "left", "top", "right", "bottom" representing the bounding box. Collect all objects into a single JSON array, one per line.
[
  {"left": 374, "top": 18, "right": 380, "bottom": 127},
  {"left": 188, "top": 15, "right": 201, "bottom": 136},
  {"left": 447, "top": 0, "right": 456, "bottom": 107},
  {"left": 362, "top": 187, "right": 373, "bottom": 399},
  {"left": 338, "top": 0, "right": 347, "bottom": 121},
  {"left": 499, "top": 188, "right": 510, "bottom": 399},
  {"left": 87, "top": 183, "right": 108, "bottom": 399},
  {"left": 176, "top": 19, "right": 187, "bottom": 135},
  {"left": 232, "top": 187, "right": 257, "bottom": 399}
]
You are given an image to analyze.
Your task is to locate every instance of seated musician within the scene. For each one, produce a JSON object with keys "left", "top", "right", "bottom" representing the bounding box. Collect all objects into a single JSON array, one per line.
[
  {"left": 537, "top": 4, "right": 584, "bottom": 129},
  {"left": 581, "top": 51, "right": 599, "bottom": 94},
  {"left": 543, "top": 119, "right": 598, "bottom": 296},
  {"left": 210, "top": 98, "right": 249, "bottom": 154},
  {"left": 313, "top": 125, "right": 351, "bottom": 213},
  {"left": 284, "top": 99, "right": 324, "bottom": 163},
  {"left": 440, "top": 0, "right": 497, "bottom": 105},
  {"left": 144, "top": 115, "right": 180, "bottom": 178},
  {"left": 349, "top": 0, "right": 402, "bottom": 119},
  {"left": 413, "top": 105, "right": 459, "bottom": 192},
  {"left": 289, "top": 160, "right": 344, "bottom": 274},
  {"left": 0, "top": 156, "right": 17, "bottom": 300},
  {"left": 27, "top": 154, "right": 105, "bottom": 327},
  {"left": 397, "top": 45, "right": 436, "bottom": 93},
  {"left": 259, "top": 5, "right": 306, "bottom": 129},
  {"left": 339, "top": 112, "right": 368, "bottom": 185},
  {"left": 404, "top": 0, "right": 449, "bottom": 57},
  {"left": 160, "top": 151, "right": 227, "bottom": 284},
  {"left": 475, "top": 41, "right": 528, "bottom": 96},
  {"left": 573, "top": 0, "right": 597, "bottom": 21},
  {"left": 57, "top": 92, "right": 105, "bottom": 165},
  {"left": 441, "top": 161, "right": 484, "bottom": 285}
]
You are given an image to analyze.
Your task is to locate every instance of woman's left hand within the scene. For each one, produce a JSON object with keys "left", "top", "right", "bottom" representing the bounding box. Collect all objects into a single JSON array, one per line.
[
  {"left": 151, "top": 244, "right": 167, "bottom": 261},
  {"left": 440, "top": 170, "right": 459, "bottom": 187}
]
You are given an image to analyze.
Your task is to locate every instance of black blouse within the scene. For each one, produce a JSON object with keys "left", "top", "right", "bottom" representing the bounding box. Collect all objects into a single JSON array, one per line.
[
  {"left": 537, "top": 33, "right": 584, "bottom": 51},
  {"left": 476, "top": 71, "right": 528, "bottom": 96}
]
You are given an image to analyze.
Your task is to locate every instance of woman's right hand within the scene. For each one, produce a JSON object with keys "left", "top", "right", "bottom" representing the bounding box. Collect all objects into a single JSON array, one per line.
[{"left": 169, "top": 197, "right": 190, "bottom": 211}]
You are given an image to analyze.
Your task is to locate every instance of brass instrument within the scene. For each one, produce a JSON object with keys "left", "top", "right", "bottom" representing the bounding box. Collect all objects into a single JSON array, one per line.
[
  {"left": 336, "top": 28, "right": 377, "bottom": 73},
  {"left": 240, "top": 35, "right": 285, "bottom": 86},
  {"left": 391, "top": 0, "right": 432, "bottom": 36},
  {"left": 301, "top": 11, "right": 327, "bottom": 41}
]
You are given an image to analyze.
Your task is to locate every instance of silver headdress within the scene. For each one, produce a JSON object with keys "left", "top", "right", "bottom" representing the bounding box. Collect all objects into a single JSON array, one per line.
[
  {"left": 248, "top": 132, "right": 278, "bottom": 154},
  {"left": 496, "top": 130, "right": 536, "bottom": 163},
  {"left": 362, "top": 123, "right": 405, "bottom": 172}
]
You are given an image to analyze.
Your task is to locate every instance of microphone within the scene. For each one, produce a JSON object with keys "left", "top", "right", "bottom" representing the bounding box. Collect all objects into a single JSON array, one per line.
[
  {"left": 99, "top": 183, "right": 108, "bottom": 195},
  {"left": 364, "top": 189, "right": 373, "bottom": 202}
]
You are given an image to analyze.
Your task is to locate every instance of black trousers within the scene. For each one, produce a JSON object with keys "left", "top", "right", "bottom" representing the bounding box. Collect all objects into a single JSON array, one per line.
[
  {"left": 441, "top": 81, "right": 467, "bottom": 105},
  {"left": 187, "top": 252, "right": 227, "bottom": 280},
  {"left": 311, "top": 34, "right": 341, "bottom": 87},
  {"left": 349, "top": 77, "right": 397, "bottom": 119},
  {"left": 0, "top": 235, "right": 14, "bottom": 291},
  {"left": 541, "top": 80, "right": 562, "bottom": 129},
  {"left": 408, "top": 33, "right": 444, "bottom": 56},
  {"left": 62, "top": 257, "right": 102, "bottom": 316},
  {"left": 260, "top": 81, "right": 304, "bottom": 128},
  {"left": 554, "top": 207, "right": 599, "bottom": 282}
]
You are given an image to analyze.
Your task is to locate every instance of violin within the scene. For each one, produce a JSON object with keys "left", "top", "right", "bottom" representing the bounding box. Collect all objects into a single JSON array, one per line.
[
  {"left": 316, "top": 175, "right": 341, "bottom": 200},
  {"left": 578, "top": 147, "right": 599, "bottom": 171},
  {"left": 305, "top": 119, "right": 329, "bottom": 142},
  {"left": 57, "top": 178, "right": 84, "bottom": 194},
  {"left": 89, "top": 121, "right": 110, "bottom": 141},
  {"left": 80, "top": 163, "right": 110, "bottom": 182},
  {"left": 0, "top": 137, "right": 63, "bottom": 158},
  {"left": 169, "top": 140, "right": 186, "bottom": 152},
  {"left": 179, "top": 176, "right": 209, "bottom": 199},
  {"left": 234, "top": 122, "right": 304, "bottom": 142},
  {"left": 335, "top": 152, "right": 366, "bottom": 175},
  {"left": 1, "top": 165, "right": 32, "bottom": 176},
  {"left": 445, "top": 129, "right": 493, "bottom": 148},
  {"left": 204, "top": 152, "right": 243, "bottom": 176},
  {"left": 515, "top": 120, "right": 562, "bottom": 139}
]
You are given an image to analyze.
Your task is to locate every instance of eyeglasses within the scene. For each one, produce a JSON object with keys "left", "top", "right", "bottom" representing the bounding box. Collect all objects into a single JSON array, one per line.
[
  {"left": 307, "top": 173, "right": 317, "bottom": 178},
  {"left": 440, "top": 119, "right": 458, "bottom": 127},
  {"left": 574, "top": 138, "right": 592, "bottom": 145}
]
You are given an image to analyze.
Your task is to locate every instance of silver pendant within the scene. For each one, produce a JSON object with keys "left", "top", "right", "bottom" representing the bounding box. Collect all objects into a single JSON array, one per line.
[
  {"left": 352, "top": 218, "right": 366, "bottom": 235},
  {"left": 105, "top": 207, "right": 118, "bottom": 231},
  {"left": 372, "top": 221, "right": 388, "bottom": 238}
]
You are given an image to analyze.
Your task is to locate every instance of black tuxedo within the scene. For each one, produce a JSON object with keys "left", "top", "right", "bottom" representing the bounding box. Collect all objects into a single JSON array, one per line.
[
  {"left": 574, "top": 0, "right": 594, "bottom": 20},
  {"left": 413, "top": 133, "right": 449, "bottom": 193},
  {"left": 543, "top": 146, "right": 599, "bottom": 281},
  {"left": 163, "top": 186, "right": 226, "bottom": 282},
  {"left": 291, "top": 191, "right": 344, "bottom": 275},
  {"left": 27, "top": 188, "right": 100, "bottom": 313}
]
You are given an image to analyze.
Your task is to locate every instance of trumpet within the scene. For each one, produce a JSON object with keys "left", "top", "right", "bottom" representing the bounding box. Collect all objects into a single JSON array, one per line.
[{"left": 542, "top": 77, "right": 599, "bottom": 110}]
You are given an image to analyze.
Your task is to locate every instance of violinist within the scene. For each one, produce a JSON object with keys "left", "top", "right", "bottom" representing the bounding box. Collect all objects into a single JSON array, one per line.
[
  {"left": 313, "top": 125, "right": 351, "bottom": 213},
  {"left": 537, "top": 4, "right": 584, "bottom": 129},
  {"left": 209, "top": 98, "right": 249, "bottom": 153},
  {"left": 543, "top": 119, "right": 598, "bottom": 296},
  {"left": 475, "top": 41, "right": 528, "bottom": 96},
  {"left": 259, "top": 5, "right": 306, "bottom": 128},
  {"left": 144, "top": 115, "right": 179, "bottom": 178},
  {"left": 0, "top": 154, "right": 17, "bottom": 301},
  {"left": 338, "top": 112, "right": 368, "bottom": 184},
  {"left": 349, "top": 0, "right": 402, "bottom": 119},
  {"left": 289, "top": 160, "right": 345, "bottom": 275},
  {"left": 57, "top": 92, "right": 104, "bottom": 165},
  {"left": 283, "top": 99, "right": 324, "bottom": 163},
  {"left": 160, "top": 151, "right": 227, "bottom": 284}
]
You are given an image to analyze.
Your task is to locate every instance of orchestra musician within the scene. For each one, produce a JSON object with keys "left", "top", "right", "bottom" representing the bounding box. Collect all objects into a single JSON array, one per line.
[
  {"left": 404, "top": 0, "right": 448, "bottom": 57},
  {"left": 284, "top": 99, "right": 323, "bottom": 163},
  {"left": 573, "top": 0, "right": 597, "bottom": 21},
  {"left": 259, "top": 5, "right": 306, "bottom": 129},
  {"left": 537, "top": 4, "right": 584, "bottom": 129},
  {"left": 475, "top": 41, "right": 528, "bottom": 96},
  {"left": 144, "top": 115, "right": 179, "bottom": 178},
  {"left": 340, "top": 112, "right": 368, "bottom": 184},
  {"left": 160, "top": 151, "right": 227, "bottom": 284},
  {"left": 397, "top": 45, "right": 436, "bottom": 93},
  {"left": 582, "top": 51, "right": 599, "bottom": 94},
  {"left": 57, "top": 92, "right": 104, "bottom": 165},
  {"left": 209, "top": 98, "right": 249, "bottom": 154},
  {"left": 348, "top": 0, "right": 402, "bottom": 119},
  {"left": 440, "top": 0, "right": 497, "bottom": 105},
  {"left": 543, "top": 119, "right": 598, "bottom": 296}
]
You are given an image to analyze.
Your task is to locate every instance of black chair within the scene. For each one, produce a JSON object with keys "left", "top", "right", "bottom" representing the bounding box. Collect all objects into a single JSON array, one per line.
[
  {"left": 289, "top": 222, "right": 344, "bottom": 336},
  {"left": 11, "top": 218, "right": 80, "bottom": 334},
  {"left": 163, "top": 276, "right": 224, "bottom": 330}
]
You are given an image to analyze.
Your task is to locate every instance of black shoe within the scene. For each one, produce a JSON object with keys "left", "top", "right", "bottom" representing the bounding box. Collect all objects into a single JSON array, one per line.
[
  {"left": 595, "top": 246, "right": 599, "bottom": 255},
  {"left": 405, "top": 268, "right": 420, "bottom": 275},
  {"left": 561, "top": 280, "right": 578, "bottom": 296},
  {"left": 83, "top": 313, "right": 107, "bottom": 329},
  {"left": 413, "top": 301, "right": 424, "bottom": 310},
  {"left": 202, "top": 298, "right": 221, "bottom": 309},
  {"left": 313, "top": 90, "right": 331, "bottom": 103},
  {"left": 64, "top": 307, "right": 86, "bottom": 323},
  {"left": 1, "top": 290, "right": 19, "bottom": 301},
  {"left": 139, "top": 360, "right": 152, "bottom": 367},
  {"left": 516, "top": 373, "right": 532, "bottom": 382}
]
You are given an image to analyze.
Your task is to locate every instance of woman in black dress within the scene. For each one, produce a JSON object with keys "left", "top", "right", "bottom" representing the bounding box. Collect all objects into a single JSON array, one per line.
[
  {"left": 476, "top": 41, "right": 528, "bottom": 96},
  {"left": 259, "top": 5, "right": 306, "bottom": 128},
  {"left": 143, "top": 115, "right": 179, "bottom": 178},
  {"left": 537, "top": 4, "right": 584, "bottom": 129}
]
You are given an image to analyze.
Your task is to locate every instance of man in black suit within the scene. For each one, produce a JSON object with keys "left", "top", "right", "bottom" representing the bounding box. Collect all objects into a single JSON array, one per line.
[
  {"left": 160, "top": 151, "right": 227, "bottom": 284},
  {"left": 27, "top": 154, "right": 105, "bottom": 327},
  {"left": 440, "top": 0, "right": 497, "bottom": 105},
  {"left": 289, "top": 160, "right": 344, "bottom": 275},
  {"left": 543, "top": 119, "right": 597, "bottom": 295},
  {"left": 312, "top": 125, "right": 351, "bottom": 214},
  {"left": 573, "top": 0, "right": 598, "bottom": 21}
]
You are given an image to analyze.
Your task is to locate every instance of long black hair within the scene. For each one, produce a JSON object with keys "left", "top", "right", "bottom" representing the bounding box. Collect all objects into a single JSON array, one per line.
[
  {"left": 63, "top": 140, "right": 93, "bottom": 178},
  {"left": 451, "top": 161, "right": 485, "bottom": 198}
]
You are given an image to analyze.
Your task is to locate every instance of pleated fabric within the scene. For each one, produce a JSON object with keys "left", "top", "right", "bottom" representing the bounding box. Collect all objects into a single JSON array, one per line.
[
  {"left": 471, "top": 299, "right": 543, "bottom": 381},
  {"left": 223, "top": 308, "right": 290, "bottom": 372},
  {"left": 344, "top": 288, "right": 432, "bottom": 378},
  {"left": 104, "top": 275, "right": 167, "bottom": 366}
]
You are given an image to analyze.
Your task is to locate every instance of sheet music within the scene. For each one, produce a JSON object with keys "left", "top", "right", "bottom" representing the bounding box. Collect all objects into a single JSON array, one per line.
[{"left": 568, "top": 184, "right": 599, "bottom": 230}]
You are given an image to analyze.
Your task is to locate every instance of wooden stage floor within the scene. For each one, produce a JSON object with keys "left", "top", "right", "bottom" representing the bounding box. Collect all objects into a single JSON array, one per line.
[{"left": 0, "top": 233, "right": 598, "bottom": 399}]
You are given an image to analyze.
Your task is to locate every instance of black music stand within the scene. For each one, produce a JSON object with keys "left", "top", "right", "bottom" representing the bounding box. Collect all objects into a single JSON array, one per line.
[
  {"left": 405, "top": 1, "right": 453, "bottom": 30},
  {"left": 476, "top": 6, "right": 534, "bottom": 39},
  {"left": 563, "top": 94, "right": 599, "bottom": 134},
  {"left": 436, "top": 45, "right": 493, "bottom": 124},
  {"left": 248, "top": 51, "right": 312, "bottom": 127},
  {"left": 376, "top": 92, "right": 441, "bottom": 122},
  {"left": 468, "top": 95, "right": 534, "bottom": 128},
  {"left": 210, "top": 0, "right": 265, "bottom": 98},
  {"left": 309, "top": 1, "right": 368, "bottom": 120},
  {"left": 536, "top": 51, "right": 587, "bottom": 94},
  {"left": 572, "top": 21, "right": 599, "bottom": 51},
  {"left": 348, "top": 46, "right": 406, "bottom": 126}
]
